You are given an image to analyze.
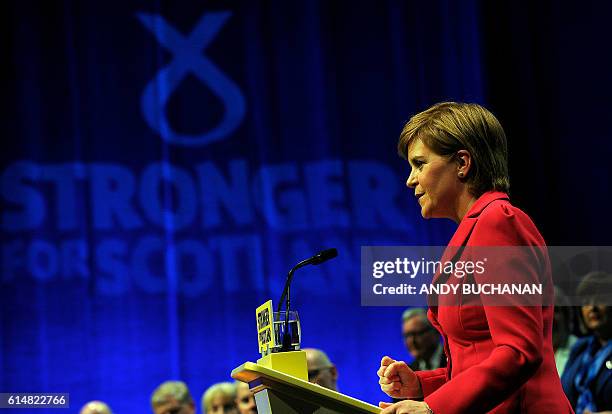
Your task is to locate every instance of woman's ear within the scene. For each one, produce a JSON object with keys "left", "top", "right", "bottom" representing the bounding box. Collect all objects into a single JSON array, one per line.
[{"left": 455, "top": 150, "right": 472, "bottom": 178}]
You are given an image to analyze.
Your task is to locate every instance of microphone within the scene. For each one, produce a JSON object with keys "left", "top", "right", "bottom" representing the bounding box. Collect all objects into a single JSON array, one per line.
[
  {"left": 276, "top": 248, "right": 338, "bottom": 351},
  {"left": 277, "top": 248, "right": 338, "bottom": 312},
  {"left": 309, "top": 248, "right": 338, "bottom": 265}
]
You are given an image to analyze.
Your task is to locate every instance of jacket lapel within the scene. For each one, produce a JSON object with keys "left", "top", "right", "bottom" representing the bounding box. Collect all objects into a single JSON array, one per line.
[
  {"left": 432, "top": 191, "right": 510, "bottom": 284},
  {"left": 450, "top": 191, "right": 510, "bottom": 246}
]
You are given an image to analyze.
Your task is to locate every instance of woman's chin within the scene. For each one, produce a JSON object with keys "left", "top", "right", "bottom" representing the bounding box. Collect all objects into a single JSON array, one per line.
[{"left": 420, "top": 207, "right": 432, "bottom": 219}]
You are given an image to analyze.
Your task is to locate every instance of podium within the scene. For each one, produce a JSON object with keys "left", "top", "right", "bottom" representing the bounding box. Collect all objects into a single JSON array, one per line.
[{"left": 232, "top": 361, "right": 381, "bottom": 414}]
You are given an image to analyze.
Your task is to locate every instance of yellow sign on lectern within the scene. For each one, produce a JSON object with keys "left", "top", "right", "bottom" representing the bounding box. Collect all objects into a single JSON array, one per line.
[{"left": 256, "top": 300, "right": 276, "bottom": 354}]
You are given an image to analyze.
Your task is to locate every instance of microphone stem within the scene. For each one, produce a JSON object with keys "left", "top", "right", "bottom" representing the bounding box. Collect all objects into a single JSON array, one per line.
[
  {"left": 283, "top": 284, "right": 291, "bottom": 350},
  {"left": 277, "top": 261, "right": 309, "bottom": 313},
  {"left": 279, "top": 264, "right": 303, "bottom": 351},
  {"left": 280, "top": 266, "right": 299, "bottom": 351}
]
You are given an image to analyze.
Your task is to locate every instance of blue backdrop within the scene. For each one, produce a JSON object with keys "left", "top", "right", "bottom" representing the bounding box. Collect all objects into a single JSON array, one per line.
[{"left": 2, "top": 1, "right": 612, "bottom": 413}]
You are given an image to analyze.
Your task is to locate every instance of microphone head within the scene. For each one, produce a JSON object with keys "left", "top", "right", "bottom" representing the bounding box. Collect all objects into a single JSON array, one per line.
[{"left": 311, "top": 248, "right": 338, "bottom": 265}]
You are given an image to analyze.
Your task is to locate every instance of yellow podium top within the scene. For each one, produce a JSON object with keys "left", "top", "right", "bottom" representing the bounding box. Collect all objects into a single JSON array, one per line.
[{"left": 232, "top": 361, "right": 381, "bottom": 413}]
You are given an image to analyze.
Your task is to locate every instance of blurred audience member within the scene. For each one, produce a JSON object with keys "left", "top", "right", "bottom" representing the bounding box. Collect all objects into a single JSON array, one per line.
[
  {"left": 553, "top": 286, "right": 578, "bottom": 375},
  {"left": 80, "top": 400, "right": 113, "bottom": 414},
  {"left": 150, "top": 380, "right": 195, "bottom": 414},
  {"left": 402, "top": 308, "right": 446, "bottom": 370},
  {"left": 234, "top": 381, "right": 257, "bottom": 414},
  {"left": 304, "top": 348, "right": 338, "bottom": 391},
  {"left": 202, "top": 382, "right": 238, "bottom": 414},
  {"left": 561, "top": 272, "right": 612, "bottom": 413}
]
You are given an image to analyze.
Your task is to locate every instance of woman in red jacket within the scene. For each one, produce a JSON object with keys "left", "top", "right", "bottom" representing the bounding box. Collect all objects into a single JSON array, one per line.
[{"left": 377, "top": 102, "right": 574, "bottom": 414}]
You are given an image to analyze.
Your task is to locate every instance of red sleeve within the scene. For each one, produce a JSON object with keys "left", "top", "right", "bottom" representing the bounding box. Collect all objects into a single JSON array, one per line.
[
  {"left": 424, "top": 202, "right": 547, "bottom": 414},
  {"left": 415, "top": 367, "right": 447, "bottom": 396}
]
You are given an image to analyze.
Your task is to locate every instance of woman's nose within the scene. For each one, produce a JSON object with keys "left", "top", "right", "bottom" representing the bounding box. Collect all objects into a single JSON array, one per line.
[{"left": 406, "top": 171, "right": 417, "bottom": 188}]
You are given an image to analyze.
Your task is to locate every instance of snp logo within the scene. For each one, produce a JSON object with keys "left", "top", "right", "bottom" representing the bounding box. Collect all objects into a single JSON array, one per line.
[{"left": 137, "top": 11, "right": 246, "bottom": 147}]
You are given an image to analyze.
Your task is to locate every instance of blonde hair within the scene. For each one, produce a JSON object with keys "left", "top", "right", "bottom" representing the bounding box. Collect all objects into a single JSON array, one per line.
[
  {"left": 398, "top": 102, "right": 510, "bottom": 196},
  {"left": 235, "top": 380, "right": 249, "bottom": 391},
  {"left": 151, "top": 380, "right": 193, "bottom": 407},
  {"left": 79, "top": 401, "right": 113, "bottom": 414},
  {"left": 202, "top": 382, "right": 237, "bottom": 413}
]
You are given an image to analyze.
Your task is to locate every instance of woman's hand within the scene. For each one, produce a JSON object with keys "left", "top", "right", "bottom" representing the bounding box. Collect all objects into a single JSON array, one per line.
[
  {"left": 377, "top": 356, "right": 423, "bottom": 399},
  {"left": 379, "top": 400, "right": 433, "bottom": 413}
]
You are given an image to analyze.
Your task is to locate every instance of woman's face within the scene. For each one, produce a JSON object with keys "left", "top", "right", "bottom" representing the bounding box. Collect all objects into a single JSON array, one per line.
[
  {"left": 208, "top": 394, "right": 238, "bottom": 414},
  {"left": 581, "top": 303, "right": 611, "bottom": 337},
  {"left": 235, "top": 386, "right": 257, "bottom": 414},
  {"left": 406, "top": 139, "right": 462, "bottom": 220}
]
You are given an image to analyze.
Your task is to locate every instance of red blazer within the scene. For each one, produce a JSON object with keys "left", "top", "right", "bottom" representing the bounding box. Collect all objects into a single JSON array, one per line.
[{"left": 416, "top": 191, "right": 574, "bottom": 414}]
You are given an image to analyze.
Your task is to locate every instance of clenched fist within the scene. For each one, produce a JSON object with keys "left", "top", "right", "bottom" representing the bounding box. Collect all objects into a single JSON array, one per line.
[{"left": 377, "top": 356, "right": 423, "bottom": 399}]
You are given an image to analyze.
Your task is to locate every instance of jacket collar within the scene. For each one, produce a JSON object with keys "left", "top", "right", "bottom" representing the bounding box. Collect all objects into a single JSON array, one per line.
[
  {"left": 447, "top": 191, "right": 509, "bottom": 247},
  {"left": 465, "top": 191, "right": 510, "bottom": 218}
]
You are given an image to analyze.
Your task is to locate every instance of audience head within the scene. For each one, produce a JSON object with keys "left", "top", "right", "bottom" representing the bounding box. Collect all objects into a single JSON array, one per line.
[
  {"left": 402, "top": 308, "right": 439, "bottom": 361},
  {"left": 304, "top": 348, "right": 338, "bottom": 391},
  {"left": 234, "top": 381, "right": 257, "bottom": 414},
  {"left": 80, "top": 401, "right": 113, "bottom": 414},
  {"left": 202, "top": 382, "right": 238, "bottom": 414},
  {"left": 150, "top": 381, "right": 195, "bottom": 414},
  {"left": 578, "top": 272, "right": 612, "bottom": 341}
]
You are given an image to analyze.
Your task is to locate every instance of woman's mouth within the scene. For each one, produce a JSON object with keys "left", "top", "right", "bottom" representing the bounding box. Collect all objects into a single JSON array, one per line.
[{"left": 588, "top": 314, "right": 601, "bottom": 321}]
